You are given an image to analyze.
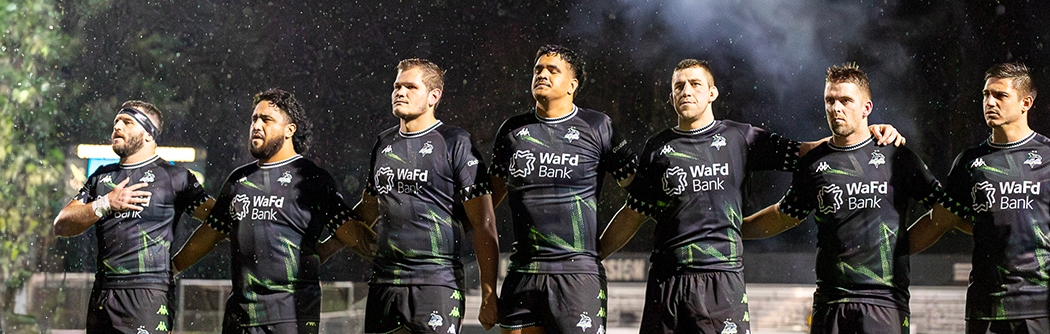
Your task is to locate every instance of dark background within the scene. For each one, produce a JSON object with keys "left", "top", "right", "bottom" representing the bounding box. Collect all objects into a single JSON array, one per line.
[{"left": 52, "top": 0, "right": 1050, "bottom": 282}]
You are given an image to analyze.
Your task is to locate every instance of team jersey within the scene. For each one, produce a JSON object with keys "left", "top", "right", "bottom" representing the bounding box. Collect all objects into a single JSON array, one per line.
[
  {"left": 73, "top": 155, "right": 209, "bottom": 291},
  {"left": 940, "top": 132, "right": 1050, "bottom": 320},
  {"left": 779, "top": 137, "right": 945, "bottom": 311},
  {"left": 490, "top": 106, "right": 637, "bottom": 274},
  {"left": 627, "top": 120, "right": 800, "bottom": 275},
  {"left": 365, "top": 121, "right": 492, "bottom": 289},
  {"left": 206, "top": 155, "right": 353, "bottom": 326}
]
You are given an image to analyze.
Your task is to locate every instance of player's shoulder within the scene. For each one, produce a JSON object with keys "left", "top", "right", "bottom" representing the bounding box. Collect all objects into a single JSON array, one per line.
[
  {"left": 497, "top": 111, "right": 536, "bottom": 132},
  {"left": 435, "top": 122, "right": 472, "bottom": 140},
  {"left": 1031, "top": 132, "right": 1050, "bottom": 148},
  {"left": 573, "top": 107, "right": 613, "bottom": 127},
  {"left": 88, "top": 163, "right": 122, "bottom": 179},
  {"left": 717, "top": 119, "right": 756, "bottom": 132},
  {"left": 643, "top": 128, "right": 678, "bottom": 150},
  {"left": 377, "top": 125, "right": 400, "bottom": 139}
]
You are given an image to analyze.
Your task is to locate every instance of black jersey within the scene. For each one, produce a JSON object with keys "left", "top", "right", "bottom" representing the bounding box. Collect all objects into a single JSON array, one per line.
[
  {"left": 206, "top": 155, "right": 353, "bottom": 326},
  {"left": 364, "top": 121, "right": 492, "bottom": 289},
  {"left": 779, "top": 138, "right": 944, "bottom": 311},
  {"left": 490, "top": 106, "right": 637, "bottom": 275},
  {"left": 627, "top": 120, "right": 800, "bottom": 275},
  {"left": 940, "top": 132, "right": 1050, "bottom": 320},
  {"left": 73, "top": 155, "right": 209, "bottom": 291}
]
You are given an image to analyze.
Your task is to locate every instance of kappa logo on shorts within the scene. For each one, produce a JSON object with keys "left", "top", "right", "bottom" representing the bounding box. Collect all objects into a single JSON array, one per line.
[
  {"left": 576, "top": 312, "right": 593, "bottom": 331},
  {"left": 447, "top": 324, "right": 457, "bottom": 334},
  {"left": 971, "top": 181, "right": 996, "bottom": 213},
  {"left": 1025, "top": 151, "right": 1042, "bottom": 167},
  {"left": 419, "top": 141, "right": 435, "bottom": 156},
  {"left": 140, "top": 170, "right": 155, "bottom": 183},
  {"left": 564, "top": 126, "right": 581, "bottom": 143},
  {"left": 278, "top": 171, "right": 292, "bottom": 186},
  {"left": 596, "top": 325, "right": 605, "bottom": 334},
  {"left": 428, "top": 311, "right": 444, "bottom": 330},
  {"left": 869, "top": 150, "right": 886, "bottom": 168},
  {"left": 711, "top": 134, "right": 727, "bottom": 150},
  {"left": 231, "top": 194, "right": 250, "bottom": 220},
  {"left": 721, "top": 319, "right": 738, "bottom": 334}
]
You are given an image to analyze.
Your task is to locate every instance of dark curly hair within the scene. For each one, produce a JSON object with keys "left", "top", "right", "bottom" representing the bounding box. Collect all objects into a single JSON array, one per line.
[
  {"left": 535, "top": 44, "right": 586, "bottom": 92},
  {"left": 252, "top": 88, "right": 312, "bottom": 154}
]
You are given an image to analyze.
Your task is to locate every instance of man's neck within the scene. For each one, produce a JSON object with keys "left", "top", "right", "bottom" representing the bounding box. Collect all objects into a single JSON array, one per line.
[
  {"left": 536, "top": 97, "right": 575, "bottom": 119},
  {"left": 119, "top": 147, "right": 157, "bottom": 165},
  {"left": 400, "top": 112, "right": 438, "bottom": 133},
  {"left": 830, "top": 132, "right": 872, "bottom": 147},
  {"left": 678, "top": 109, "right": 715, "bottom": 131},
  {"left": 991, "top": 122, "right": 1034, "bottom": 144},
  {"left": 259, "top": 145, "right": 298, "bottom": 164}
]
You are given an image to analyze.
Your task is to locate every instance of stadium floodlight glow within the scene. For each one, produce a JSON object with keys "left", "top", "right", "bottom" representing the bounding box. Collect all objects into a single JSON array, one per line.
[{"left": 76, "top": 144, "right": 197, "bottom": 162}]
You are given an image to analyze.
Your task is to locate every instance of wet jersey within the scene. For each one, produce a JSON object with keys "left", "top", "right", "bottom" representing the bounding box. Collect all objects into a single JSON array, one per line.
[
  {"left": 365, "top": 121, "right": 492, "bottom": 289},
  {"left": 940, "top": 132, "right": 1050, "bottom": 320},
  {"left": 779, "top": 138, "right": 945, "bottom": 311},
  {"left": 73, "top": 155, "right": 209, "bottom": 291},
  {"left": 206, "top": 155, "right": 353, "bottom": 326},
  {"left": 627, "top": 120, "right": 800, "bottom": 275},
  {"left": 490, "top": 106, "right": 637, "bottom": 274}
]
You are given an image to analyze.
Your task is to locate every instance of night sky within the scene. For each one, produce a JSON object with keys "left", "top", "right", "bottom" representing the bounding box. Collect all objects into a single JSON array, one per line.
[{"left": 53, "top": 0, "right": 1050, "bottom": 280}]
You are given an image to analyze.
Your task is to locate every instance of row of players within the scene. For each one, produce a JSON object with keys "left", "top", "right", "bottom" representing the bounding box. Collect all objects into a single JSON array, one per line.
[{"left": 52, "top": 44, "right": 1044, "bottom": 334}]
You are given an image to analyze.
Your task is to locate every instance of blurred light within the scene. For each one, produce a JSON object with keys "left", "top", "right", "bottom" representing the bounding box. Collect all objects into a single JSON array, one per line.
[{"left": 77, "top": 144, "right": 197, "bottom": 162}]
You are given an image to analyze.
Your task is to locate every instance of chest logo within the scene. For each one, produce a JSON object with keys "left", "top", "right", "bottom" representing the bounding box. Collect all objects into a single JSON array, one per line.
[
  {"left": 564, "top": 126, "right": 580, "bottom": 143},
  {"left": 428, "top": 312, "right": 444, "bottom": 330},
  {"left": 711, "top": 134, "right": 727, "bottom": 150},
  {"left": 971, "top": 158, "right": 986, "bottom": 168},
  {"left": 278, "top": 171, "right": 292, "bottom": 186},
  {"left": 662, "top": 166, "right": 688, "bottom": 196},
  {"left": 419, "top": 141, "right": 434, "bottom": 157},
  {"left": 140, "top": 170, "right": 155, "bottom": 183},
  {"left": 381, "top": 145, "right": 393, "bottom": 154},
  {"left": 516, "top": 128, "right": 531, "bottom": 137},
  {"left": 971, "top": 181, "right": 996, "bottom": 213},
  {"left": 576, "top": 313, "right": 593, "bottom": 331},
  {"left": 660, "top": 145, "right": 675, "bottom": 156},
  {"left": 816, "top": 161, "right": 831, "bottom": 173},
  {"left": 231, "top": 194, "right": 250, "bottom": 220},
  {"left": 509, "top": 150, "right": 536, "bottom": 178},
  {"left": 1025, "top": 151, "right": 1042, "bottom": 167},
  {"left": 817, "top": 184, "right": 844, "bottom": 214},
  {"left": 869, "top": 150, "right": 886, "bottom": 168},
  {"left": 374, "top": 166, "right": 395, "bottom": 194},
  {"left": 100, "top": 174, "right": 113, "bottom": 185}
]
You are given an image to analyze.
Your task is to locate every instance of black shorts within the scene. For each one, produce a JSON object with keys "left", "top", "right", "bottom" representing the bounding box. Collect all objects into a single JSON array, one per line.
[
  {"left": 221, "top": 317, "right": 320, "bottom": 334},
  {"left": 810, "top": 302, "right": 909, "bottom": 334},
  {"left": 364, "top": 284, "right": 465, "bottom": 334},
  {"left": 967, "top": 317, "right": 1050, "bottom": 334},
  {"left": 498, "top": 272, "right": 607, "bottom": 333},
  {"left": 639, "top": 271, "right": 750, "bottom": 334},
  {"left": 86, "top": 288, "right": 172, "bottom": 334}
]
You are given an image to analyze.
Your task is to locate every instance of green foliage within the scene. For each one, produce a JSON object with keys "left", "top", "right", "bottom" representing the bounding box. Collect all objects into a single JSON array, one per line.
[{"left": 0, "top": 0, "right": 76, "bottom": 328}]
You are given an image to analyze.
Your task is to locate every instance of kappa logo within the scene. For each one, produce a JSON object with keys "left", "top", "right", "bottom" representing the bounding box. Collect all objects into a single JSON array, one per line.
[
  {"left": 816, "top": 161, "right": 831, "bottom": 173},
  {"left": 596, "top": 325, "right": 606, "bottom": 334},
  {"left": 660, "top": 145, "right": 675, "bottom": 156},
  {"left": 564, "top": 126, "right": 581, "bottom": 142},
  {"left": 428, "top": 311, "right": 444, "bottom": 330},
  {"left": 231, "top": 194, "right": 250, "bottom": 220},
  {"left": 971, "top": 158, "right": 986, "bottom": 168},
  {"left": 278, "top": 171, "right": 292, "bottom": 186},
  {"left": 140, "top": 170, "right": 156, "bottom": 183},
  {"left": 509, "top": 150, "right": 536, "bottom": 178},
  {"left": 375, "top": 166, "right": 395, "bottom": 194},
  {"left": 721, "top": 318, "right": 738, "bottom": 334},
  {"left": 576, "top": 313, "right": 593, "bottom": 331},
  {"left": 419, "top": 141, "right": 435, "bottom": 156},
  {"left": 869, "top": 150, "right": 886, "bottom": 168},
  {"left": 817, "top": 184, "right": 844, "bottom": 214},
  {"left": 516, "top": 128, "right": 531, "bottom": 137},
  {"left": 100, "top": 174, "right": 113, "bottom": 185},
  {"left": 662, "top": 166, "right": 688, "bottom": 196},
  {"left": 447, "top": 324, "right": 456, "bottom": 334},
  {"left": 1025, "top": 151, "right": 1043, "bottom": 167},
  {"left": 972, "top": 181, "right": 996, "bottom": 213},
  {"left": 711, "top": 134, "right": 727, "bottom": 150},
  {"left": 382, "top": 145, "right": 393, "bottom": 154}
]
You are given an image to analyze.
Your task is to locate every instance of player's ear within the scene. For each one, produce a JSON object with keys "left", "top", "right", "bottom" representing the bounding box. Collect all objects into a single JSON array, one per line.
[
  {"left": 568, "top": 78, "right": 579, "bottom": 96},
  {"left": 709, "top": 85, "right": 719, "bottom": 102},
  {"left": 863, "top": 100, "right": 873, "bottom": 118},
  {"left": 286, "top": 123, "right": 297, "bottom": 139},
  {"left": 428, "top": 89, "right": 442, "bottom": 108},
  {"left": 1022, "top": 94, "right": 1034, "bottom": 113}
]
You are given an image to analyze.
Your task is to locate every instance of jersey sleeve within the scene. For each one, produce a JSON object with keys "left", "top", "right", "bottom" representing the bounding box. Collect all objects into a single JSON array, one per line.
[
  {"left": 599, "top": 119, "right": 638, "bottom": 182},
  {"left": 743, "top": 125, "right": 801, "bottom": 172},
  {"left": 72, "top": 173, "right": 100, "bottom": 204},
  {"left": 204, "top": 175, "right": 238, "bottom": 235},
  {"left": 488, "top": 120, "right": 513, "bottom": 180},
  {"left": 625, "top": 142, "right": 667, "bottom": 217},
  {"left": 895, "top": 147, "right": 948, "bottom": 209},
  {"left": 940, "top": 152, "right": 976, "bottom": 219},
  {"left": 364, "top": 136, "right": 382, "bottom": 196},
  {"left": 450, "top": 133, "right": 493, "bottom": 203},
  {"left": 173, "top": 169, "right": 211, "bottom": 217},
  {"left": 306, "top": 171, "right": 356, "bottom": 233},
  {"left": 779, "top": 172, "right": 816, "bottom": 220}
]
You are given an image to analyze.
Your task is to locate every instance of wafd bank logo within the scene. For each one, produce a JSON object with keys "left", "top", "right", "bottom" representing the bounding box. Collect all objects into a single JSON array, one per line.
[
  {"left": 817, "top": 181, "right": 888, "bottom": 214},
  {"left": 230, "top": 193, "right": 285, "bottom": 220},
  {"left": 509, "top": 150, "right": 579, "bottom": 179},
  {"left": 972, "top": 180, "right": 1040, "bottom": 212}
]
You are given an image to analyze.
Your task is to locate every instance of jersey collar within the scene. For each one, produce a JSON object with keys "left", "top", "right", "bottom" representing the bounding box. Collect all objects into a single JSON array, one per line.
[
  {"left": 258, "top": 155, "right": 302, "bottom": 169},
  {"left": 828, "top": 136, "right": 874, "bottom": 152},
  {"left": 120, "top": 155, "right": 161, "bottom": 169},
  {"left": 672, "top": 119, "right": 717, "bottom": 136},
  {"left": 399, "top": 120, "right": 443, "bottom": 138},
  {"left": 534, "top": 105, "right": 578, "bottom": 124},
  {"left": 987, "top": 131, "right": 1036, "bottom": 149}
]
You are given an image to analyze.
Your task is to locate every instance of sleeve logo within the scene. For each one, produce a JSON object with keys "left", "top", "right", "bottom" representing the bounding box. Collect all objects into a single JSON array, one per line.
[
  {"left": 868, "top": 150, "right": 886, "bottom": 168},
  {"left": 662, "top": 166, "right": 688, "bottom": 196},
  {"left": 231, "top": 194, "right": 250, "bottom": 220},
  {"left": 509, "top": 150, "right": 536, "bottom": 178},
  {"left": 971, "top": 181, "right": 995, "bottom": 212},
  {"left": 374, "top": 166, "right": 395, "bottom": 194},
  {"left": 817, "top": 184, "right": 844, "bottom": 214}
]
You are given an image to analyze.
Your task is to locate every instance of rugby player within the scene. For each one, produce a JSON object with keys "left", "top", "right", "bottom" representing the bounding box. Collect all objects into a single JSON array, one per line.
[
  {"left": 598, "top": 59, "right": 905, "bottom": 334},
  {"left": 742, "top": 63, "right": 947, "bottom": 334},
  {"left": 54, "top": 100, "right": 215, "bottom": 334},
  {"left": 489, "top": 44, "right": 637, "bottom": 334},
  {"left": 909, "top": 62, "right": 1049, "bottom": 333},
  {"left": 172, "top": 88, "right": 373, "bottom": 334}
]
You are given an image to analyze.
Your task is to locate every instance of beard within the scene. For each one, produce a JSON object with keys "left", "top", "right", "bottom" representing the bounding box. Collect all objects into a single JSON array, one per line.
[
  {"left": 250, "top": 133, "right": 285, "bottom": 160},
  {"left": 112, "top": 134, "right": 144, "bottom": 158}
]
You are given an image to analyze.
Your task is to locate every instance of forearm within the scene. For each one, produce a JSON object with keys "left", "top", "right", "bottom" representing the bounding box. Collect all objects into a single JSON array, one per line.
[
  {"left": 741, "top": 204, "right": 801, "bottom": 239},
  {"left": 53, "top": 202, "right": 100, "bottom": 237},
  {"left": 472, "top": 225, "right": 499, "bottom": 299},
  {"left": 598, "top": 205, "right": 646, "bottom": 259},
  {"left": 490, "top": 177, "right": 508, "bottom": 208},
  {"left": 172, "top": 224, "right": 224, "bottom": 272},
  {"left": 908, "top": 204, "right": 966, "bottom": 254},
  {"left": 334, "top": 220, "right": 377, "bottom": 263}
]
